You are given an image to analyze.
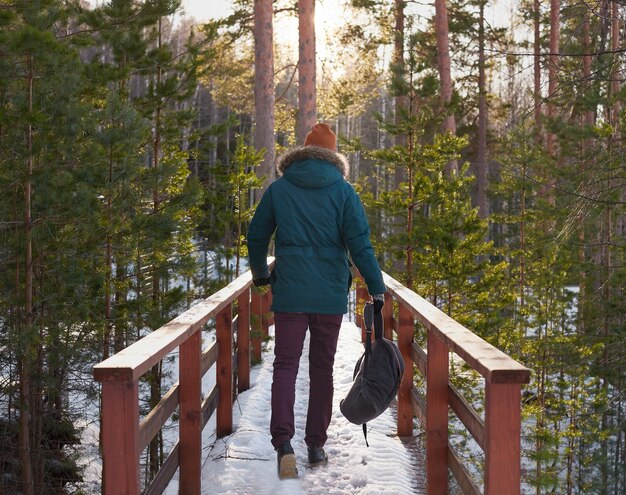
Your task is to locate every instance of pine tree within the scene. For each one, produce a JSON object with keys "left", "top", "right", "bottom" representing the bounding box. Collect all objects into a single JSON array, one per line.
[
  {"left": 134, "top": 7, "right": 204, "bottom": 478},
  {"left": 83, "top": 0, "right": 205, "bottom": 482},
  {"left": 0, "top": 1, "right": 106, "bottom": 491}
]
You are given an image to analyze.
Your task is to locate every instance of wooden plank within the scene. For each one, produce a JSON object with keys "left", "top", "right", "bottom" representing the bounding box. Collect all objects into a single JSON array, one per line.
[
  {"left": 250, "top": 289, "right": 262, "bottom": 363},
  {"left": 139, "top": 383, "right": 179, "bottom": 453},
  {"left": 94, "top": 259, "right": 275, "bottom": 383},
  {"left": 179, "top": 329, "right": 201, "bottom": 495},
  {"left": 202, "top": 340, "right": 218, "bottom": 377},
  {"left": 426, "top": 330, "right": 449, "bottom": 495},
  {"left": 485, "top": 382, "right": 521, "bottom": 495},
  {"left": 448, "top": 442, "right": 482, "bottom": 495},
  {"left": 411, "top": 341, "right": 427, "bottom": 376},
  {"left": 410, "top": 386, "right": 427, "bottom": 426},
  {"left": 383, "top": 273, "right": 530, "bottom": 384},
  {"left": 449, "top": 383, "right": 485, "bottom": 450},
  {"left": 383, "top": 292, "right": 394, "bottom": 340},
  {"left": 397, "top": 304, "right": 414, "bottom": 437},
  {"left": 101, "top": 381, "right": 139, "bottom": 495},
  {"left": 144, "top": 443, "right": 179, "bottom": 495},
  {"left": 202, "top": 386, "right": 219, "bottom": 429},
  {"left": 237, "top": 289, "right": 251, "bottom": 392},
  {"left": 216, "top": 303, "right": 233, "bottom": 437}
]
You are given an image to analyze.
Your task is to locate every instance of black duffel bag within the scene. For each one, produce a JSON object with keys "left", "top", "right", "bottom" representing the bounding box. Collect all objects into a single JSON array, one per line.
[{"left": 340, "top": 301, "right": 405, "bottom": 445}]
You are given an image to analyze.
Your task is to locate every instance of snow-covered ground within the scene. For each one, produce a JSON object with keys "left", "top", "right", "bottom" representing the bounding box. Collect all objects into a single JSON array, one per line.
[{"left": 166, "top": 320, "right": 426, "bottom": 495}]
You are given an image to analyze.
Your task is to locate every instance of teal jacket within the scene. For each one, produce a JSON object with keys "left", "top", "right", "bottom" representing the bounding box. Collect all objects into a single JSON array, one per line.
[{"left": 247, "top": 146, "right": 385, "bottom": 314}]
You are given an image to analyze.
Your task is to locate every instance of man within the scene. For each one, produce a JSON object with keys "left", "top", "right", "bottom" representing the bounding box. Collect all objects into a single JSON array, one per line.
[{"left": 247, "top": 122, "right": 385, "bottom": 479}]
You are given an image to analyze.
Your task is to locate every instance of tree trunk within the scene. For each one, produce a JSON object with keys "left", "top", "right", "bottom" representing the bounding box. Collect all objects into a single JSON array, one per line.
[
  {"left": 536, "top": 338, "right": 547, "bottom": 495},
  {"left": 477, "top": 0, "right": 488, "bottom": 218},
  {"left": 209, "top": 85, "right": 218, "bottom": 168},
  {"left": 614, "top": 372, "right": 624, "bottom": 494},
  {"left": 434, "top": 0, "right": 457, "bottom": 175},
  {"left": 114, "top": 252, "right": 127, "bottom": 351},
  {"left": 236, "top": 181, "right": 243, "bottom": 277},
  {"left": 105, "top": 141, "right": 113, "bottom": 360},
  {"left": 297, "top": 0, "right": 316, "bottom": 143},
  {"left": 100, "top": 128, "right": 115, "bottom": 487},
  {"left": 31, "top": 269, "right": 44, "bottom": 492},
  {"left": 392, "top": 0, "right": 412, "bottom": 256},
  {"left": 520, "top": 159, "right": 526, "bottom": 322},
  {"left": 405, "top": 129, "right": 414, "bottom": 290},
  {"left": 226, "top": 107, "right": 231, "bottom": 167},
  {"left": 601, "top": 3, "right": 620, "bottom": 490},
  {"left": 613, "top": 4, "right": 626, "bottom": 486},
  {"left": 610, "top": 1, "right": 620, "bottom": 125},
  {"left": 393, "top": 0, "right": 407, "bottom": 185},
  {"left": 102, "top": 279, "right": 114, "bottom": 347},
  {"left": 254, "top": 0, "right": 275, "bottom": 196},
  {"left": 543, "top": 0, "right": 559, "bottom": 206},
  {"left": 150, "top": 18, "right": 164, "bottom": 479},
  {"left": 565, "top": 380, "right": 577, "bottom": 494},
  {"left": 534, "top": 0, "right": 542, "bottom": 136},
  {"left": 578, "top": 4, "right": 594, "bottom": 334},
  {"left": 19, "top": 52, "right": 35, "bottom": 495}
]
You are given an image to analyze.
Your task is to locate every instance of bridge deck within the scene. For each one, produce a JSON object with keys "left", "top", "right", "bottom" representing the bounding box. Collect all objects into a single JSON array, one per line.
[{"left": 166, "top": 320, "right": 426, "bottom": 495}]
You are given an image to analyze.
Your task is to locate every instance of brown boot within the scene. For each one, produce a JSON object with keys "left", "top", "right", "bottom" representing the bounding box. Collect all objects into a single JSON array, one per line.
[{"left": 276, "top": 441, "right": 298, "bottom": 479}]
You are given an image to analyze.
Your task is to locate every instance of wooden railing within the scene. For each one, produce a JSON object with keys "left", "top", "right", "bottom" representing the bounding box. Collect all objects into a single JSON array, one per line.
[
  {"left": 94, "top": 262, "right": 530, "bottom": 495},
  {"left": 93, "top": 261, "right": 274, "bottom": 495},
  {"left": 356, "top": 273, "right": 531, "bottom": 495}
]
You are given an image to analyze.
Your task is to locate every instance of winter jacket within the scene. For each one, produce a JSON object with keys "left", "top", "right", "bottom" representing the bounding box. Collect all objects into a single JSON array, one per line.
[{"left": 247, "top": 146, "right": 385, "bottom": 314}]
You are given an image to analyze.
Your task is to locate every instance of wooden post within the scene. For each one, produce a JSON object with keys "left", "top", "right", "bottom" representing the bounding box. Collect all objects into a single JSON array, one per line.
[
  {"left": 251, "top": 289, "right": 262, "bottom": 363},
  {"left": 237, "top": 289, "right": 251, "bottom": 392},
  {"left": 216, "top": 303, "right": 233, "bottom": 437},
  {"left": 179, "top": 329, "right": 201, "bottom": 494},
  {"left": 397, "top": 304, "right": 414, "bottom": 436},
  {"left": 101, "top": 381, "right": 140, "bottom": 495},
  {"left": 485, "top": 382, "right": 522, "bottom": 495},
  {"left": 383, "top": 292, "right": 394, "bottom": 340},
  {"left": 426, "top": 330, "right": 449, "bottom": 495}
]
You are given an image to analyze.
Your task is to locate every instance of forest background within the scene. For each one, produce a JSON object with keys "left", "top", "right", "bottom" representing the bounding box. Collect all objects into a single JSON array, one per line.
[{"left": 0, "top": 0, "right": 623, "bottom": 494}]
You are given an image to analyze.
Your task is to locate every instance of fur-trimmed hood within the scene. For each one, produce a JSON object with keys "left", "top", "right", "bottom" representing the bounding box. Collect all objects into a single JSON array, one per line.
[{"left": 276, "top": 146, "right": 350, "bottom": 179}]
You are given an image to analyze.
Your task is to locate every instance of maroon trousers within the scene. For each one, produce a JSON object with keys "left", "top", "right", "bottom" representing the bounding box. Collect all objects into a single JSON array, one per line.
[{"left": 270, "top": 312, "right": 342, "bottom": 449}]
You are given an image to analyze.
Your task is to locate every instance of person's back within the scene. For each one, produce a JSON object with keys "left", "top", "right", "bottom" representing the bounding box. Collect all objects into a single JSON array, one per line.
[{"left": 247, "top": 123, "right": 385, "bottom": 479}]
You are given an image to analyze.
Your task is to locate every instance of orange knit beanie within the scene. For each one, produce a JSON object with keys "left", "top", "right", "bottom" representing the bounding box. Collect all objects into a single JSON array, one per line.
[{"left": 304, "top": 123, "right": 336, "bottom": 151}]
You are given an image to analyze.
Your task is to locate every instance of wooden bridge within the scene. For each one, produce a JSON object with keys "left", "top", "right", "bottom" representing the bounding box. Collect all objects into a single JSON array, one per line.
[{"left": 93, "top": 260, "right": 531, "bottom": 495}]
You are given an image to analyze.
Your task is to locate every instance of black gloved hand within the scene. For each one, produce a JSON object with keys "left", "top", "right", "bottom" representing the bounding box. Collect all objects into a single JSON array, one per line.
[
  {"left": 253, "top": 277, "right": 270, "bottom": 287},
  {"left": 372, "top": 294, "right": 385, "bottom": 313}
]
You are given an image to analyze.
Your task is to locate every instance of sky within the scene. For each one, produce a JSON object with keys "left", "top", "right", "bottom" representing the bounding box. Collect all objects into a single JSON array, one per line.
[
  {"left": 181, "top": 0, "right": 514, "bottom": 27},
  {"left": 179, "top": 0, "right": 514, "bottom": 70},
  {"left": 181, "top": 0, "right": 232, "bottom": 22},
  {"left": 180, "top": 0, "right": 351, "bottom": 61}
]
